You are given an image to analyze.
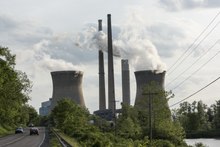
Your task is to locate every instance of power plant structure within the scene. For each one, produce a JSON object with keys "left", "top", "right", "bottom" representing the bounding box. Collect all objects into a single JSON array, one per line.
[
  {"left": 94, "top": 14, "right": 117, "bottom": 120},
  {"left": 44, "top": 14, "right": 168, "bottom": 121},
  {"left": 134, "top": 70, "right": 166, "bottom": 108},
  {"left": 98, "top": 19, "right": 106, "bottom": 110},
  {"left": 50, "top": 70, "right": 85, "bottom": 110},
  {"left": 121, "top": 59, "right": 130, "bottom": 105},
  {"left": 107, "top": 14, "right": 116, "bottom": 111}
]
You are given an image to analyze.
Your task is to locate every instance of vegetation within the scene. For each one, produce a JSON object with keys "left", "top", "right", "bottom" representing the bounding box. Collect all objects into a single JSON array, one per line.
[
  {"left": 173, "top": 100, "right": 220, "bottom": 138},
  {"left": 0, "top": 46, "right": 38, "bottom": 135},
  {"left": 49, "top": 129, "right": 62, "bottom": 147},
  {"left": 49, "top": 82, "right": 209, "bottom": 146},
  {"left": 50, "top": 82, "right": 188, "bottom": 147},
  {"left": 53, "top": 128, "right": 80, "bottom": 147}
]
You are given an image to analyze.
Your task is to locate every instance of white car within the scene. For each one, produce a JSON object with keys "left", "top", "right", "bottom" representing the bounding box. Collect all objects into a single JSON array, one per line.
[{"left": 15, "top": 127, "right": 24, "bottom": 134}]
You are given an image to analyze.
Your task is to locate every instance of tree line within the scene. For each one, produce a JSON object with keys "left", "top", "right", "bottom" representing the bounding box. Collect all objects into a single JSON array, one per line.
[
  {"left": 0, "top": 46, "right": 39, "bottom": 134},
  {"left": 49, "top": 81, "right": 213, "bottom": 147},
  {"left": 50, "top": 83, "right": 188, "bottom": 147},
  {"left": 172, "top": 100, "right": 220, "bottom": 138}
]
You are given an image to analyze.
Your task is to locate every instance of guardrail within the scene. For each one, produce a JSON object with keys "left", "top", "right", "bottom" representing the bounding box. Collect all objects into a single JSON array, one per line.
[{"left": 51, "top": 128, "right": 72, "bottom": 147}]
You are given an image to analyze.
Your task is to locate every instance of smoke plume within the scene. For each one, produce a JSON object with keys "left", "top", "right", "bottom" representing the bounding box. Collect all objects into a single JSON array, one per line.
[
  {"left": 75, "top": 26, "right": 120, "bottom": 57},
  {"left": 75, "top": 13, "right": 166, "bottom": 72}
]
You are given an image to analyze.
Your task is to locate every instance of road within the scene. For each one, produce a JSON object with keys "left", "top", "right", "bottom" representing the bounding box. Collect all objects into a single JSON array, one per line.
[{"left": 0, "top": 127, "right": 45, "bottom": 147}]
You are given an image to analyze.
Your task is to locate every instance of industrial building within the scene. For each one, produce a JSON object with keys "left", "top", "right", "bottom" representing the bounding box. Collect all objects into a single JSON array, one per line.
[{"left": 39, "top": 98, "right": 52, "bottom": 116}]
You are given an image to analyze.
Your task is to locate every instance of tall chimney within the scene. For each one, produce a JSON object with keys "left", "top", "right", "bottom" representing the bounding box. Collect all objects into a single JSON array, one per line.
[
  {"left": 50, "top": 70, "right": 85, "bottom": 110},
  {"left": 121, "top": 59, "right": 130, "bottom": 105},
  {"left": 134, "top": 70, "right": 165, "bottom": 109},
  {"left": 98, "top": 19, "right": 106, "bottom": 110},
  {"left": 107, "top": 14, "right": 115, "bottom": 110}
]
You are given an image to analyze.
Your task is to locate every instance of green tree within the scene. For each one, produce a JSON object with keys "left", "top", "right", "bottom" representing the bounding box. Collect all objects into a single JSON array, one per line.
[
  {"left": 120, "top": 82, "right": 186, "bottom": 145},
  {"left": 117, "top": 104, "right": 142, "bottom": 139},
  {"left": 212, "top": 100, "right": 220, "bottom": 129},
  {"left": 197, "top": 101, "right": 210, "bottom": 130},
  {"left": 51, "top": 98, "right": 90, "bottom": 135},
  {"left": 51, "top": 99, "right": 113, "bottom": 146},
  {"left": 26, "top": 105, "right": 39, "bottom": 126},
  {"left": 0, "top": 46, "right": 32, "bottom": 126}
]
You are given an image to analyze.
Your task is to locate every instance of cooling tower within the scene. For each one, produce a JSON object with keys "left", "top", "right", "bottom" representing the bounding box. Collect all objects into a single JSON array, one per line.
[
  {"left": 50, "top": 70, "right": 85, "bottom": 110},
  {"left": 134, "top": 70, "right": 165, "bottom": 108},
  {"left": 107, "top": 14, "right": 116, "bottom": 110},
  {"left": 98, "top": 19, "right": 106, "bottom": 110},
  {"left": 121, "top": 59, "right": 130, "bottom": 105}
]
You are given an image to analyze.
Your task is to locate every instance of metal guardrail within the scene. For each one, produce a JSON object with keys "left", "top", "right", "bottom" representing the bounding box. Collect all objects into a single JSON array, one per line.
[{"left": 51, "top": 128, "right": 72, "bottom": 147}]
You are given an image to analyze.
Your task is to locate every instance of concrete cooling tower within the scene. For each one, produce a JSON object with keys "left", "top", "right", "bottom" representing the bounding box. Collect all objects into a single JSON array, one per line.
[
  {"left": 50, "top": 71, "right": 85, "bottom": 110},
  {"left": 134, "top": 70, "right": 166, "bottom": 108}
]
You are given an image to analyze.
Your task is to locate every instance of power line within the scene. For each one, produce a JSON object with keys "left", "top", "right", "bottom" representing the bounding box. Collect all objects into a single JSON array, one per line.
[
  {"left": 167, "top": 10, "right": 220, "bottom": 73},
  {"left": 166, "top": 40, "right": 220, "bottom": 87},
  {"left": 171, "top": 50, "right": 220, "bottom": 90},
  {"left": 167, "top": 21, "right": 220, "bottom": 76},
  {"left": 169, "top": 76, "right": 220, "bottom": 108}
]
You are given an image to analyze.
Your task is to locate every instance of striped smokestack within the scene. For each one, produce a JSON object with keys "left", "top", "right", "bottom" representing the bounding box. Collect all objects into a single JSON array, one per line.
[
  {"left": 121, "top": 59, "right": 130, "bottom": 105},
  {"left": 98, "top": 19, "right": 106, "bottom": 110},
  {"left": 107, "top": 14, "right": 115, "bottom": 110}
]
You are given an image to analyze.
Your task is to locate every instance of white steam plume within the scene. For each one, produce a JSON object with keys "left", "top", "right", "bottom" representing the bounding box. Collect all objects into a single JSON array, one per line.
[
  {"left": 75, "top": 26, "right": 120, "bottom": 57},
  {"left": 33, "top": 38, "right": 84, "bottom": 71},
  {"left": 115, "top": 11, "right": 166, "bottom": 72},
  {"left": 75, "top": 12, "right": 166, "bottom": 72}
]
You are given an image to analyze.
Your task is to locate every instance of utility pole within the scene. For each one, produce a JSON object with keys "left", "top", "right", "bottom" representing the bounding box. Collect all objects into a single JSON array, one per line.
[
  {"left": 143, "top": 92, "right": 158, "bottom": 144},
  {"left": 149, "top": 93, "right": 152, "bottom": 143}
]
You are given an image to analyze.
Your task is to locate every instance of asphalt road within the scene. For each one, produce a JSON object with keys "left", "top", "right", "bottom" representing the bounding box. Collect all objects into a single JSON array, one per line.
[{"left": 0, "top": 127, "right": 46, "bottom": 147}]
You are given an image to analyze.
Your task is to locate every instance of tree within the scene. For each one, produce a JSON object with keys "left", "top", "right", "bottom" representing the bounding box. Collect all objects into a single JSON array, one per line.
[
  {"left": 51, "top": 98, "right": 90, "bottom": 135},
  {"left": 212, "top": 100, "right": 220, "bottom": 129},
  {"left": 175, "top": 100, "right": 212, "bottom": 134},
  {"left": 0, "top": 46, "right": 32, "bottom": 126},
  {"left": 117, "top": 104, "right": 142, "bottom": 139},
  {"left": 51, "top": 99, "right": 113, "bottom": 146},
  {"left": 26, "top": 105, "right": 39, "bottom": 125},
  {"left": 197, "top": 101, "right": 210, "bottom": 130},
  {"left": 119, "top": 82, "right": 186, "bottom": 145}
]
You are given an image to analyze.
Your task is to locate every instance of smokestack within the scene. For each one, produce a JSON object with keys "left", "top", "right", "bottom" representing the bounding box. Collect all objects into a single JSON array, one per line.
[
  {"left": 134, "top": 70, "right": 165, "bottom": 108},
  {"left": 121, "top": 59, "right": 130, "bottom": 105},
  {"left": 98, "top": 19, "right": 106, "bottom": 110},
  {"left": 107, "top": 14, "right": 115, "bottom": 110},
  {"left": 50, "top": 70, "right": 85, "bottom": 110}
]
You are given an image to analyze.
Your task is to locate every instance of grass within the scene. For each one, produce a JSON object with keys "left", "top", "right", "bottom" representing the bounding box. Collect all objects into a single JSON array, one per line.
[{"left": 49, "top": 131, "right": 62, "bottom": 147}]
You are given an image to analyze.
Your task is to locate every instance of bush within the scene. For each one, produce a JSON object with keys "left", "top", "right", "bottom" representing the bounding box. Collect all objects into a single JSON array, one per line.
[{"left": 0, "top": 125, "right": 14, "bottom": 137}]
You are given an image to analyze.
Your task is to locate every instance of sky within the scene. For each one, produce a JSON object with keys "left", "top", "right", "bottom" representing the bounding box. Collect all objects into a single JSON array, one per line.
[{"left": 0, "top": 0, "right": 220, "bottom": 113}]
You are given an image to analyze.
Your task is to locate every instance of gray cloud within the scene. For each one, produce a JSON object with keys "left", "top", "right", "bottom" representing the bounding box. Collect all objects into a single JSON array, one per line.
[
  {"left": 0, "top": 15, "right": 17, "bottom": 31},
  {"left": 159, "top": 0, "right": 220, "bottom": 11},
  {"left": 147, "top": 22, "right": 187, "bottom": 57},
  {"left": 0, "top": 15, "right": 53, "bottom": 48},
  {"left": 36, "top": 35, "right": 97, "bottom": 64},
  {"left": 0, "top": 14, "right": 96, "bottom": 69}
]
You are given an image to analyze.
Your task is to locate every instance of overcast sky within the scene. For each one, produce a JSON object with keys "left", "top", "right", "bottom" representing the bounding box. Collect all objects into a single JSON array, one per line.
[{"left": 1, "top": 0, "right": 220, "bottom": 113}]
